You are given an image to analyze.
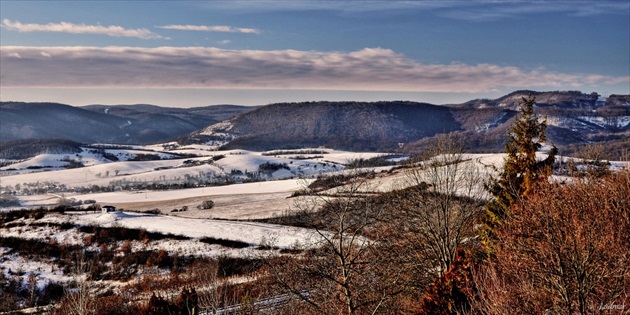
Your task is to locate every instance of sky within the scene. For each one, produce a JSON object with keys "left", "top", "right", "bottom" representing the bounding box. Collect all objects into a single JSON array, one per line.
[{"left": 0, "top": 0, "right": 629, "bottom": 107}]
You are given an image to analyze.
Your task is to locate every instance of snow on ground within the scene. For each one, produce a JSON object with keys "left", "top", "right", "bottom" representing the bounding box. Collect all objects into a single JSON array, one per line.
[
  {"left": 0, "top": 248, "right": 74, "bottom": 289},
  {"left": 0, "top": 148, "right": 380, "bottom": 189},
  {"left": 76, "top": 211, "right": 319, "bottom": 249},
  {"left": 1, "top": 158, "right": 211, "bottom": 188},
  {"left": 578, "top": 115, "right": 630, "bottom": 129},
  {"left": 72, "top": 178, "right": 308, "bottom": 204},
  {"left": 0, "top": 208, "right": 323, "bottom": 291},
  {"left": 15, "top": 179, "right": 310, "bottom": 219},
  {"left": 1, "top": 218, "right": 86, "bottom": 247},
  {"left": 332, "top": 153, "right": 504, "bottom": 195},
  {"left": 0, "top": 147, "right": 183, "bottom": 174}
]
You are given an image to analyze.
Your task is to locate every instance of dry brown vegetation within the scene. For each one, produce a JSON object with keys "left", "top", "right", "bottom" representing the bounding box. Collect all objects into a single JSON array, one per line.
[
  {"left": 472, "top": 172, "right": 630, "bottom": 315},
  {"left": 2, "top": 115, "right": 628, "bottom": 314}
]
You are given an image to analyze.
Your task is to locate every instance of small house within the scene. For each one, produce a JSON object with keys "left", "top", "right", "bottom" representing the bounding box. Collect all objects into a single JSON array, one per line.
[{"left": 102, "top": 205, "right": 116, "bottom": 214}]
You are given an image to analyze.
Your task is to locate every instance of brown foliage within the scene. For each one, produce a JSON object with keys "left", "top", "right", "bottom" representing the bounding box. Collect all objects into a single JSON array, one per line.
[
  {"left": 417, "top": 248, "right": 476, "bottom": 315},
  {"left": 473, "top": 171, "right": 630, "bottom": 315},
  {"left": 141, "top": 288, "right": 198, "bottom": 315}
]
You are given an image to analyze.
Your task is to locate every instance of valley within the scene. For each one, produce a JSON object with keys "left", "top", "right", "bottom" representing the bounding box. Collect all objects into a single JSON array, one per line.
[{"left": 1, "top": 91, "right": 628, "bottom": 314}]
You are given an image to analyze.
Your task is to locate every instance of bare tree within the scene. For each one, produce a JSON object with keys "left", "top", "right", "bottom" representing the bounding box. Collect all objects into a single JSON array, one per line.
[
  {"left": 269, "top": 174, "right": 406, "bottom": 314},
  {"left": 53, "top": 256, "right": 96, "bottom": 315},
  {"left": 192, "top": 260, "right": 238, "bottom": 313},
  {"left": 400, "top": 134, "right": 486, "bottom": 278}
]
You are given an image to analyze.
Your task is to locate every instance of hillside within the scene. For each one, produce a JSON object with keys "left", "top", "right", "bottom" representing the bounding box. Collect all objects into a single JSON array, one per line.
[
  {"left": 0, "top": 102, "right": 255, "bottom": 145},
  {"left": 451, "top": 90, "right": 601, "bottom": 109},
  {"left": 406, "top": 91, "right": 630, "bottom": 156},
  {"left": 2, "top": 91, "right": 628, "bottom": 157},
  {"left": 188, "top": 101, "right": 460, "bottom": 151}
]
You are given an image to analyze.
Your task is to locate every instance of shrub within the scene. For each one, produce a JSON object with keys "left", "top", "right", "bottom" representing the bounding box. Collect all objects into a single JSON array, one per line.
[
  {"left": 198, "top": 200, "right": 214, "bottom": 210},
  {"left": 199, "top": 237, "right": 249, "bottom": 249},
  {"left": 0, "top": 194, "right": 21, "bottom": 207},
  {"left": 216, "top": 256, "right": 263, "bottom": 277},
  {"left": 145, "top": 208, "right": 161, "bottom": 215}
]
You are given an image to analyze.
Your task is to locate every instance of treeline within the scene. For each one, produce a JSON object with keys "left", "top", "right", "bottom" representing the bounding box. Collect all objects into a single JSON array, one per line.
[{"left": 0, "top": 139, "right": 83, "bottom": 159}]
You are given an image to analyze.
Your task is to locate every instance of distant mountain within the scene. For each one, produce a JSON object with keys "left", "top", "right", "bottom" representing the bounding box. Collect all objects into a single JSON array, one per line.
[
  {"left": 0, "top": 102, "right": 255, "bottom": 144},
  {"left": 185, "top": 101, "right": 460, "bottom": 151},
  {"left": 451, "top": 90, "right": 601, "bottom": 110},
  {"left": 2, "top": 90, "right": 628, "bottom": 159},
  {"left": 407, "top": 91, "right": 630, "bottom": 157},
  {"left": 184, "top": 91, "right": 629, "bottom": 157}
]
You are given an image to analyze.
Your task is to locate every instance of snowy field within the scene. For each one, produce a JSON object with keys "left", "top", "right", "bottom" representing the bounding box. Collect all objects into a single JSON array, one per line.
[
  {"left": 0, "top": 146, "right": 395, "bottom": 290},
  {"left": 0, "top": 145, "right": 387, "bottom": 188},
  {"left": 2, "top": 145, "right": 628, "bottom": 301}
]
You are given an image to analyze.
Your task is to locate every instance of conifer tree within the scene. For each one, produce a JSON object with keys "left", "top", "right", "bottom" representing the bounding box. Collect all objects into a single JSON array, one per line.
[{"left": 484, "top": 95, "right": 557, "bottom": 231}]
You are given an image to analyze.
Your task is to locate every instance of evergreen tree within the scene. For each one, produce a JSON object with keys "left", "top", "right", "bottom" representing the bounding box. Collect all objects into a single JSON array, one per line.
[{"left": 484, "top": 96, "right": 557, "bottom": 234}]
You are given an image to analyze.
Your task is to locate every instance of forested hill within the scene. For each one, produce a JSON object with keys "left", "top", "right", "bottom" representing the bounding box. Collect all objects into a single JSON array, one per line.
[
  {"left": 0, "top": 102, "right": 255, "bottom": 144},
  {"left": 2, "top": 90, "right": 628, "bottom": 158},
  {"left": 188, "top": 91, "right": 629, "bottom": 156},
  {"left": 190, "top": 101, "right": 460, "bottom": 151}
]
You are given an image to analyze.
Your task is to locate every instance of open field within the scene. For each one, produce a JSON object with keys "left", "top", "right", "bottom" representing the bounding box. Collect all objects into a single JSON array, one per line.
[{"left": 2, "top": 144, "right": 628, "bottom": 313}]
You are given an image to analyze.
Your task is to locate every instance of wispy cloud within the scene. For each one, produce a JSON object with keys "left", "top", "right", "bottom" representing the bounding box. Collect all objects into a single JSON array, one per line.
[
  {"left": 438, "top": 1, "right": 630, "bottom": 22},
  {"left": 158, "top": 24, "right": 261, "bottom": 34},
  {"left": 1, "top": 19, "right": 165, "bottom": 39},
  {"left": 1, "top": 46, "right": 627, "bottom": 93},
  {"left": 200, "top": 1, "right": 629, "bottom": 20}
]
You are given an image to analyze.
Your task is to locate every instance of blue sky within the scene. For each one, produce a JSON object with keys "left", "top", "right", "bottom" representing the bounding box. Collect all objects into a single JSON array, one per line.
[{"left": 1, "top": 0, "right": 628, "bottom": 107}]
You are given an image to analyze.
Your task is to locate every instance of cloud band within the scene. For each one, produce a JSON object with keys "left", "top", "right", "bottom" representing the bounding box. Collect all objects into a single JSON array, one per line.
[{"left": 1, "top": 46, "right": 627, "bottom": 92}]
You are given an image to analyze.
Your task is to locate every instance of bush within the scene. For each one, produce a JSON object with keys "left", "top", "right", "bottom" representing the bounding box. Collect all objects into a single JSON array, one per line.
[
  {"left": 258, "top": 162, "right": 290, "bottom": 173},
  {"left": 0, "top": 194, "right": 21, "bottom": 207},
  {"left": 198, "top": 200, "right": 214, "bottom": 210},
  {"left": 145, "top": 208, "right": 161, "bottom": 215},
  {"left": 216, "top": 256, "right": 263, "bottom": 277},
  {"left": 199, "top": 237, "right": 249, "bottom": 249}
]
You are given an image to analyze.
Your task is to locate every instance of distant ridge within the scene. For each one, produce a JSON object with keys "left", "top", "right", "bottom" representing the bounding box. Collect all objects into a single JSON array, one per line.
[
  {"left": 2, "top": 91, "right": 628, "bottom": 159},
  {"left": 0, "top": 102, "right": 255, "bottom": 144},
  {"left": 188, "top": 101, "right": 460, "bottom": 151},
  {"left": 183, "top": 90, "right": 629, "bottom": 157}
]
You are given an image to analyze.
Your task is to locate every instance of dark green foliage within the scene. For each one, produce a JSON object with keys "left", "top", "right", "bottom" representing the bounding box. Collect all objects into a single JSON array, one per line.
[
  {"left": 211, "top": 154, "right": 225, "bottom": 161},
  {"left": 0, "top": 194, "right": 21, "bottom": 208},
  {"left": 307, "top": 172, "right": 375, "bottom": 192},
  {"left": 345, "top": 155, "right": 401, "bottom": 169},
  {"left": 128, "top": 153, "right": 162, "bottom": 161},
  {"left": 484, "top": 96, "right": 557, "bottom": 229},
  {"left": 262, "top": 149, "right": 329, "bottom": 156},
  {"left": 61, "top": 156, "right": 85, "bottom": 169}
]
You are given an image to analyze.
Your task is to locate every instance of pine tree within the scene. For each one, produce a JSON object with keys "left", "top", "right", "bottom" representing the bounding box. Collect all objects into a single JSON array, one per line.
[{"left": 484, "top": 95, "right": 557, "bottom": 233}]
